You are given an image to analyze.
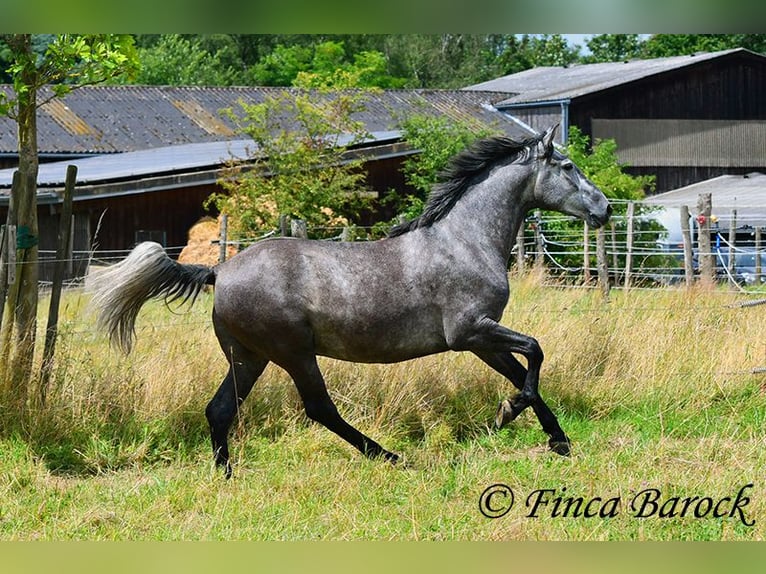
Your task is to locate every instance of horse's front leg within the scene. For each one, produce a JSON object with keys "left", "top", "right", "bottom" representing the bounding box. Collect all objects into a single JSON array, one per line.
[
  {"left": 475, "top": 350, "right": 570, "bottom": 456},
  {"left": 450, "top": 316, "right": 570, "bottom": 456}
]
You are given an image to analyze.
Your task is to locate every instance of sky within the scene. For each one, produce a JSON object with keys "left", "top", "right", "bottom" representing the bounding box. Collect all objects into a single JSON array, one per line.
[
  {"left": 563, "top": 34, "right": 593, "bottom": 47},
  {"left": 562, "top": 34, "right": 652, "bottom": 54}
]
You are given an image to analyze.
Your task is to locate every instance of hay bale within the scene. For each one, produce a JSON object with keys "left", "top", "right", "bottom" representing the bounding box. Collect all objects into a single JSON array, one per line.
[{"left": 178, "top": 216, "right": 236, "bottom": 266}]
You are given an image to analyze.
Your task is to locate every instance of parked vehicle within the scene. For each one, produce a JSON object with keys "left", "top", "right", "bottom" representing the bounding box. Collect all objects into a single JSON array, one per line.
[
  {"left": 651, "top": 248, "right": 765, "bottom": 286},
  {"left": 711, "top": 250, "right": 766, "bottom": 285}
]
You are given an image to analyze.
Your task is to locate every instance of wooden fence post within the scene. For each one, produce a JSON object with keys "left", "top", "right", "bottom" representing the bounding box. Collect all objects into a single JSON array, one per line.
[
  {"left": 583, "top": 222, "right": 591, "bottom": 284},
  {"left": 218, "top": 214, "right": 228, "bottom": 264},
  {"left": 610, "top": 221, "right": 618, "bottom": 278},
  {"left": 727, "top": 208, "right": 736, "bottom": 276},
  {"left": 697, "top": 193, "right": 714, "bottom": 285},
  {"left": 0, "top": 172, "right": 19, "bottom": 377},
  {"left": 533, "top": 210, "right": 544, "bottom": 269},
  {"left": 596, "top": 226, "right": 609, "bottom": 298},
  {"left": 756, "top": 226, "right": 762, "bottom": 285},
  {"left": 0, "top": 224, "right": 5, "bottom": 330},
  {"left": 680, "top": 205, "right": 694, "bottom": 287},
  {"left": 291, "top": 219, "right": 308, "bottom": 239},
  {"left": 516, "top": 224, "right": 525, "bottom": 275},
  {"left": 0, "top": 171, "right": 19, "bottom": 337},
  {"left": 624, "top": 201, "right": 634, "bottom": 289},
  {"left": 279, "top": 214, "right": 290, "bottom": 237},
  {"left": 40, "top": 165, "right": 77, "bottom": 403}
]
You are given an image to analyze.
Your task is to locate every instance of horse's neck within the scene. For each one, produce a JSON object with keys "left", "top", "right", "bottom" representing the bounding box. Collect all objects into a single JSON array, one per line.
[{"left": 437, "top": 166, "right": 534, "bottom": 264}]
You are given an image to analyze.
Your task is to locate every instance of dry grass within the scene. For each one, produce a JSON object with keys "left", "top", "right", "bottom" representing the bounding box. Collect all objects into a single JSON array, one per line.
[
  {"left": 1, "top": 274, "right": 764, "bottom": 539},
  {"left": 23, "top": 274, "right": 766, "bottom": 466}
]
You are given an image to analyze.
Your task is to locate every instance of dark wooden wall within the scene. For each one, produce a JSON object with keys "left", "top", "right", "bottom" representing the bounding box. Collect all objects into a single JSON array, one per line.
[
  {"left": 571, "top": 53, "right": 766, "bottom": 134},
  {"left": 76, "top": 183, "right": 219, "bottom": 257},
  {"left": 0, "top": 152, "right": 416, "bottom": 282},
  {"left": 571, "top": 53, "right": 766, "bottom": 192}
]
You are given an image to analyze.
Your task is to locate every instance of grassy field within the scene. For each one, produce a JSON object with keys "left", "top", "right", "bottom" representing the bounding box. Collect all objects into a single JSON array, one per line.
[{"left": 0, "top": 275, "right": 764, "bottom": 540}]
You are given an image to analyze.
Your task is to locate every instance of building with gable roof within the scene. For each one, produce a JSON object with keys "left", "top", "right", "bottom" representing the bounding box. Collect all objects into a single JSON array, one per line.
[
  {"left": 0, "top": 87, "right": 532, "bottom": 278},
  {"left": 467, "top": 48, "right": 766, "bottom": 192}
]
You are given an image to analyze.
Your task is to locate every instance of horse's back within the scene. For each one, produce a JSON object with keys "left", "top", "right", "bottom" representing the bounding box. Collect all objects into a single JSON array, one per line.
[{"left": 211, "top": 237, "right": 451, "bottom": 363}]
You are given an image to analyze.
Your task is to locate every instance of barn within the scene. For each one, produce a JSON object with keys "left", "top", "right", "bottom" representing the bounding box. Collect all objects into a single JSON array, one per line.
[
  {"left": 466, "top": 48, "right": 766, "bottom": 193},
  {"left": 0, "top": 86, "right": 533, "bottom": 280}
]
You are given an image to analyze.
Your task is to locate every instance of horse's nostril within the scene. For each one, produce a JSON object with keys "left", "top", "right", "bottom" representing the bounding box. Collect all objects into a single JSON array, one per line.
[{"left": 606, "top": 204, "right": 613, "bottom": 217}]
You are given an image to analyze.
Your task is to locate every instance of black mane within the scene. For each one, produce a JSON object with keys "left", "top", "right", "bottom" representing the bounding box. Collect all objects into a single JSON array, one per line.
[{"left": 388, "top": 134, "right": 540, "bottom": 238}]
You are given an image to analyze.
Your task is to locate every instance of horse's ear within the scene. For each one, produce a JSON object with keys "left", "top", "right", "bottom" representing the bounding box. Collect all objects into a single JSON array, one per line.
[{"left": 538, "top": 124, "right": 559, "bottom": 160}]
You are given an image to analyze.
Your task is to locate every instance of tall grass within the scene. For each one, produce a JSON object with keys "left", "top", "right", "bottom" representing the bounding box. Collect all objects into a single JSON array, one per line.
[
  {"left": 1, "top": 274, "right": 765, "bottom": 539},
  {"left": 6, "top": 273, "right": 763, "bottom": 476}
]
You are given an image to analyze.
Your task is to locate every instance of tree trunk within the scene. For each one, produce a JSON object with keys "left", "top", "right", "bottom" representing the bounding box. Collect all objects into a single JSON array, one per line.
[{"left": 1, "top": 34, "right": 40, "bottom": 408}]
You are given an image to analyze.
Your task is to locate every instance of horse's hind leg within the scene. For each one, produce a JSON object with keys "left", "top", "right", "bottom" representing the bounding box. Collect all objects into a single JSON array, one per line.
[
  {"left": 283, "top": 355, "right": 399, "bottom": 463},
  {"left": 474, "top": 350, "right": 571, "bottom": 456},
  {"left": 206, "top": 345, "right": 268, "bottom": 478}
]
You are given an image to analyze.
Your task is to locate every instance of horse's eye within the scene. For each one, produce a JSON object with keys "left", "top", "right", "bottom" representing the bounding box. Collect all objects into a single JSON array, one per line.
[{"left": 561, "top": 161, "right": 574, "bottom": 171}]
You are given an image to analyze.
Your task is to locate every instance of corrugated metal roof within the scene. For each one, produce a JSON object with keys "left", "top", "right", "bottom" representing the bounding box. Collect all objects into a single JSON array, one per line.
[
  {"left": 0, "top": 131, "right": 403, "bottom": 189},
  {"left": 466, "top": 48, "right": 758, "bottom": 105},
  {"left": 645, "top": 172, "right": 766, "bottom": 210},
  {"left": 0, "top": 86, "right": 529, "bottom": 156},
  {"left": 170, "top": 98, "right": 236, "bottom": 136},
  {"left": 645, "top": 172, "right": 766, "bottom": 231},
  {"left": 40, "top": 98, "right": 99, "bottom": 137}
]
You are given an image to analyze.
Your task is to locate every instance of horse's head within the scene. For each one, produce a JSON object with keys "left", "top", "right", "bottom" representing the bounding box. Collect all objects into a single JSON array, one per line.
[{"left": 532, "top": 125, "right": 612, "bottom": 228}]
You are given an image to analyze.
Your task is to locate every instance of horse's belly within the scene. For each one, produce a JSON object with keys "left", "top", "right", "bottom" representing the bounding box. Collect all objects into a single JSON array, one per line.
[{"left": 311, "top": 314, "right": 449, "bottom": 364}]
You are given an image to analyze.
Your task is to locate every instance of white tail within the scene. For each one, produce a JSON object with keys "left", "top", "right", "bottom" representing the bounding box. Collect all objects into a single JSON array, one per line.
[{"left": 87, "top": 242, "right": 214, "bottom": 353}]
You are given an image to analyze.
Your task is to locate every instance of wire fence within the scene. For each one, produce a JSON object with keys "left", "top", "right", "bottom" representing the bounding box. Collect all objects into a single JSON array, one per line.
[
  {"left": 514, "top": 198, "right": 766, "bottom": 295},
  {"left": 53, "top": 274, "right": 765, "bottom": 379},
  {"left": 2, "top": 194, "right": 761, "bottom": 378},
  {"left": 0, "top": 195, "right": 763, "bottom": 301}
]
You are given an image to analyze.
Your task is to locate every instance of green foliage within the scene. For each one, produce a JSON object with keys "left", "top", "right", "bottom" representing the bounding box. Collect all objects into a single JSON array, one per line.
[
  {"left": 248, "top": 43, "right": 313, "bottom": 86},
  {"left": 402, "top": 114, "right": 499, "bottom": 196},
  {"left": 381, "top": 35, "right": 500, "bottom": 88},
  {"left": 583, "top": 34, "right": 645, "bottom": 63},
  {"left": 249, "top": 40, "right": 407, "bottom": 89},
  {"left": 641, "top": 34, "right": 766, "bottom": 58},
  {"left": 38, "top": 33, "right": 764, "bottom": 93},
  {"left": 521, "top": 34, "right": 581, "bottom": 67},
  {"left": 368, "top": 114, "right": 498, "bottom": 236},
  {"left": 0, "top": 34, "right": 139, "bottom": 116},
  {"left": 205, "top": 89, "right": 375, "bottom": 239},
  {"left": 124, "top": 34, "right": 238, "bottom": 86}
]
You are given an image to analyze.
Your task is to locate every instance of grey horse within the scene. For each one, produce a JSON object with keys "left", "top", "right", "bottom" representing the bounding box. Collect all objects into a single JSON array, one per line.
[{"left": 88, "top": 125, "right": 611, "bottom": 477}]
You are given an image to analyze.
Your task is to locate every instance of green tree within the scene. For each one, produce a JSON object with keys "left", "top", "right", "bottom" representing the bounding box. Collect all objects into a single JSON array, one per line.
[
  {"left": 248, "top": 43, "right": 314, "bottom": 86},
  {"left": 0, "top": 34, "right": 138, "bottom": 414},
  {"left": 206, "top": 88, "right": 375, "bottom": 240},
  {"left": 368, "top": 114, "right": 498, "bottom": 235},
  {"left": 380, "top": 35, "right": 514, "bottom": 88},
  {"left": 583, "top": 34, "right": 645, "bottom": 63},
  {"left": 127, "top": 34, "right": 240, "bottom": 85},
  {"left": 641, "top": 34, "right": 766, "bottom": 57},
  {"left": 565, "top": 126, "right": 654, "bottom": 202},
  {"left": 525, "top": 34, "right": 581, "bottom": 67},
  {"left": 399, "top": 114, "right": 497, "bottom": 198},
  {"left": 249, "top": 40, "right": 406, "bottom": 89}
]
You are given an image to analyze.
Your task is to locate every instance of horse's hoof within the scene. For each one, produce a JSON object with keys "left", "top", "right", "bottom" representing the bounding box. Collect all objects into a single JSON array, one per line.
[
  {"left": 548, "top": 438, "right": 571, "bottom": 457},
  {"left": 384, "top": 451, "right": 400, "bottom": 465},
  {"left": 495, "top": 399, "right": 514, "bottom": 429}
]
